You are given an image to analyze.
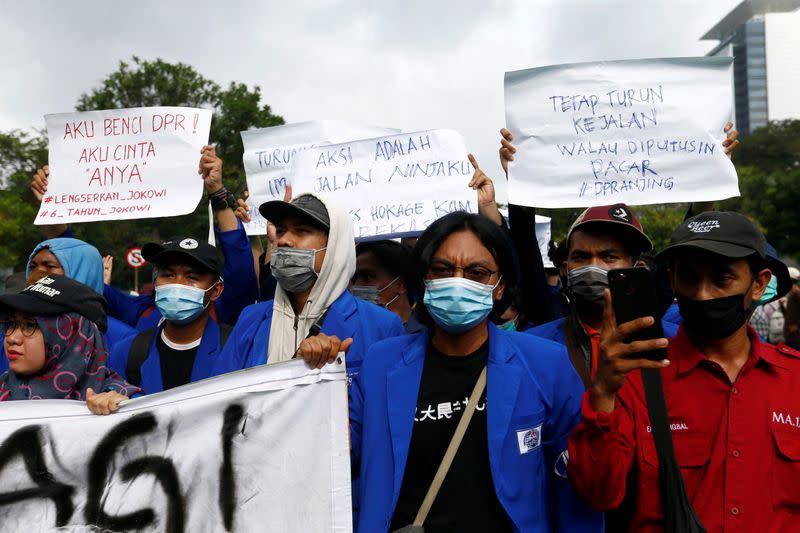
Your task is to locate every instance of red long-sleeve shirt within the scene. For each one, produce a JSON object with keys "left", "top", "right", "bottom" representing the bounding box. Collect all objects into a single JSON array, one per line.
[{"left": 568, "top": 326, "right": 800, "bottom": 533}]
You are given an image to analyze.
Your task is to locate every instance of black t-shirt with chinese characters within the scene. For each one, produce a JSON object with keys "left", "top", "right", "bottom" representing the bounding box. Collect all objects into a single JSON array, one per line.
[{"left": 389, "top": 340, "right": 512, "bottom": 532}]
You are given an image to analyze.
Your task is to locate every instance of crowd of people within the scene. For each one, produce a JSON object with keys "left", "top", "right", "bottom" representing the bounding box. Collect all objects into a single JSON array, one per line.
[{"left": 2, "top": 125, "right": 799, "bottom": 533}]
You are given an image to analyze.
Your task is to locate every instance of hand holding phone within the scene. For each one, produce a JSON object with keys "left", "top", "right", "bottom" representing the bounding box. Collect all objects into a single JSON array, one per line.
[{"left": 590, "top": 268, "right": 671, "bottom": 412}]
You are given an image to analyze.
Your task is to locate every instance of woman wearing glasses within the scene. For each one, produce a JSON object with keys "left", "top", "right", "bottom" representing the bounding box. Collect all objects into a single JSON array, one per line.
[
  {"left": 0, "top": 274, "right": 139, "bottom": 414},
  {"left": 349, "top": 211, "right": 602, "bottom": 532}
]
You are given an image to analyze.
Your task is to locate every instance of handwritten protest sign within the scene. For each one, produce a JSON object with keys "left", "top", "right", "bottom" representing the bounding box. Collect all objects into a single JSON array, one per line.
[
  {"left": 241, "top": 121, "right": 399, "bottom": 235},
  {"left": 36, "top": 107, "right": 212, "bottom": 225},
  {"left": 0, "top": 361, "right": 351, "bottom": 533},
  {"left": 504, "top": 57, "right": 738, "bottom": 208},
  {"left": 290, "top": 129, "right": 476, "bottom": 240}
]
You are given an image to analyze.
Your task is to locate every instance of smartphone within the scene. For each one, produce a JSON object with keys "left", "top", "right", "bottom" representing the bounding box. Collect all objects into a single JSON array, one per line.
[{"left": 607, "top": 267, "right": 667, "bottom": 361}]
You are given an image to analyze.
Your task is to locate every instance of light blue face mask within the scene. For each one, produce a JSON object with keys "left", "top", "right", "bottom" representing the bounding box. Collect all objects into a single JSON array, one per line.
[
  {"left": 155, "top": 282, "right": 218, "bottom": 325},
  {"left": 758, "top": 274, "right": 778, "bottom": 305},
  {"left": 497, "top": 316, "right": 518, "bottom": 332},
  {"left": 423, "top": 276, "right": 500, "bottom": 334}
]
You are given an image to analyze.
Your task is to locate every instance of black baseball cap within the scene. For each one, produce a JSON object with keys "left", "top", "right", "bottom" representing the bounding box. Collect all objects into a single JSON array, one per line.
[
  {"left": 658, "top": 211, "right": 792, "bottom": 298},
  {"left": 259, "top": 194, "right": 330, "bottom": 230},
  {"left": 0, "top": 275, "right": 108, "bottom": 332},
  {"left": 142, "top": 237, "right": 223, "bottom": 276}
]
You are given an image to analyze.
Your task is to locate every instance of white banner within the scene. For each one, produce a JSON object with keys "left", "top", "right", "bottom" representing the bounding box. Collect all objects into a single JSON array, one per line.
[
  {"left": 504, "top": 57, "right": 739, "bottom": 208},
  {"left": 241, "top": 121, "right": 400, "bottom": 235},
  {"left": 0, "top": 361, "right": 351, "bottom": 533},
  {"left": 36, "top": 107, "right": 212, "bottom": 224},
  {"left": 290, "top": 129, "right": 477, "bottom": 240}
]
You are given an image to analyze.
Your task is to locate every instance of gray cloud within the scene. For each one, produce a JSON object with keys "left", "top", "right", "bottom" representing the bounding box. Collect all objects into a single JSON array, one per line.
[{"left": 1, "top": 0, "right": 740, "bottom": 199}]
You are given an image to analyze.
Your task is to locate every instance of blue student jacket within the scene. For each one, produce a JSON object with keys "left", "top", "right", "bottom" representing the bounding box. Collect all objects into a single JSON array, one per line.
[
  {"left": 526, "top": 316, "right": 679, "bottom": 344},
  {"left": 0, "top": 316, "right": 135, "bottom": 375},
  {"left": 103, "top": 220, "right": 258, "bottom": 330},
  {"left": 349, "top": 325, "right": 603, "bottom": 533},
  {"left": 213, "top": 291, "right": 405, "bottom": 382},
  {"left": 108, "top": 318, "right": 227, "bottom": 394}
]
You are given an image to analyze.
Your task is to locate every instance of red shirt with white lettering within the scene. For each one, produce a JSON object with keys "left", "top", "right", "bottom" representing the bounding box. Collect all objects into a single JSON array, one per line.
[{"left": 567, "top": 326, "right": 800, "bottom": 533}]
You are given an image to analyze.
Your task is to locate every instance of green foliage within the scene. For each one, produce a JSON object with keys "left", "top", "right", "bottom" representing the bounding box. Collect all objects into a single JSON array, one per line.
[
  {"left": 0, "top": 130, "right": 49, "bottom": 268},
  {"left": 1, "top": 57, "right": 284, "bottom": 289}
]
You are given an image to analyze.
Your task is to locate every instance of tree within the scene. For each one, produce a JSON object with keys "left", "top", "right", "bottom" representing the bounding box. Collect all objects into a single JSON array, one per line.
[
  {"left": 0, "top": 130, "right": 49, "bottom": 268},
  {"left": 0, "top": 57, "right": 284, "bottom": 289}
]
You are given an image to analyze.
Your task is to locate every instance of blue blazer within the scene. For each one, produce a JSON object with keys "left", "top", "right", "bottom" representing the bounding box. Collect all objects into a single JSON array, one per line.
[
  {"left": 108, "top": 318, "right": 228, "bottom": 394},
  {"left": 213, "top": 290, "right": 405, "bottom": 383},
  {"left": 526, "top": 316, "right": 679, "bottom": 344},
  {"left": 350, "top": 325, "right": 603, "bottom": 532}
]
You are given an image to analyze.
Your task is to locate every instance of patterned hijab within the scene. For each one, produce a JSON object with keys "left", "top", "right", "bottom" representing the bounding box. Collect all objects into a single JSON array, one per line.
[{"left": 0, "top": 312, "right": 139, "bottom": 401}]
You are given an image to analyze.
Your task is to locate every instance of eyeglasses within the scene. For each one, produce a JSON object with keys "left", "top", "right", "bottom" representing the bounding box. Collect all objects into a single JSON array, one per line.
[
  {"left": 427, "top": 261, "right": 497, "bottom": 285},
  {"left": 0, "top": 317, "right": 39, "bottom": 337}
]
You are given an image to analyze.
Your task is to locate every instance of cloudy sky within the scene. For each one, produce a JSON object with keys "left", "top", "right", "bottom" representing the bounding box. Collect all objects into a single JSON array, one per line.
[{"left": 2, "top": 0, "right": 739, "bottom": 199}]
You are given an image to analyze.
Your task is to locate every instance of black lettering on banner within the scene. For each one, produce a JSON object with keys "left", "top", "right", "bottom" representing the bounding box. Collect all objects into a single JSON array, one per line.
[
  {"left": 219, "top": 404, "right": 245, "bottom": 531},
  {"left": 85, "top": 413, "right": 185, "bottom": 533},
  {"left": 0, "top": 425, "right": 75, "bottom": 526}
]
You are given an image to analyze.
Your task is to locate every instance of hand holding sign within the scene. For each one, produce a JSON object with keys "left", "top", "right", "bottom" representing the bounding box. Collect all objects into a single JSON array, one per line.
[
  {"left": 199, "top": 144, "right": 223, "bottom": 194},
  {"left": 499, "top": 128, "right": 516, "bottom": 175}
]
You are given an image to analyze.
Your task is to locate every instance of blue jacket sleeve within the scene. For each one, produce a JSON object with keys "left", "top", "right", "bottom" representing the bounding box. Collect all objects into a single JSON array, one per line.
[
  {"left": 544, "top": 347, "right": 604, "bottom": 531},
  {"left": 108, "top": 333, "right": 137, "bottom": 380},
  {"left": 103, "top": 284, "right": 155, "bottom": 327},
  {"left": 216, "top": 220, "right": 259, "bottom": 324},
  {"left": 213, "top": 304, "right": 261, "bottom": 375}
]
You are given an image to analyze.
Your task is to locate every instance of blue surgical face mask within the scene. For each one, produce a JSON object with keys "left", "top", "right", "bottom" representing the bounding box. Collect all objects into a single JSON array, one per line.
[
  {"left": 423, "top": 276, "right": 500, "bottom": 334},
  {"left": 758, "top": 275, "right": 778, "bottom": 305},
  {"left": 155, "top": 282, "right": 218, "bottom": 325},
  {"left": 497, "top": 315, "right": 518, "bottom": 332}
]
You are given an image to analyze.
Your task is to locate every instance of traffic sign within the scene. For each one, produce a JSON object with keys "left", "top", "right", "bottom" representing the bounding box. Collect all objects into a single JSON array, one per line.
[{"left": 125, "top": 248, "right": 146, "bottom": 269}]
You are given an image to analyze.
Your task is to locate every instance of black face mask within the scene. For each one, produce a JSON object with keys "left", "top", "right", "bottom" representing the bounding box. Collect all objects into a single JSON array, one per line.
[{"left": 677, "top": 292, "right": 750, "bottom": 340}]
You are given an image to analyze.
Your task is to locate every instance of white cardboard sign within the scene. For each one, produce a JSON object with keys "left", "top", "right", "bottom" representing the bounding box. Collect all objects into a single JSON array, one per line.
[
  {"left": 504, "top": 57, "right": 739, "bottom": 208},
  {"left": 290, "top": 129, "right": 477, "bottom": 240},
  {"left": 36, "top": 107, "right": 212, "bottom": 224},
  {"left": 241, "top": 121, "right": 400, "bottom": 235},
  {"left": 0, "top": 361, "right": 351, "bottom": 533}
]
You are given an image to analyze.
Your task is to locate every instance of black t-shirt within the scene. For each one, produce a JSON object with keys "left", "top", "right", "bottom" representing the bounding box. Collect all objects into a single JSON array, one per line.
[
  {"left": 157, "top": 333, "right": 199, "bottom": 391},
  {"left": 389, "top": 340, "right": 512, "bottom": 532}
]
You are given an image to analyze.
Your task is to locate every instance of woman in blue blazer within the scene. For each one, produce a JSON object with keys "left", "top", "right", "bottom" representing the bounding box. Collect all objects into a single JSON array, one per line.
[{"left": 350, "top": 212, "right": 602, "bottom": 532}]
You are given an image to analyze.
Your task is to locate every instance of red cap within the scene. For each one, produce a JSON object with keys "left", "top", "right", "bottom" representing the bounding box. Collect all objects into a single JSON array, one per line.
[{"left": 567, "top": 203, "right": 653, "bottom": 254}]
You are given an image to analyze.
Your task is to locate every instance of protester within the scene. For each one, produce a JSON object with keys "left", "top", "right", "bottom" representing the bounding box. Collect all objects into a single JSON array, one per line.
[
  {"left": 350, "top": 211, "right": 602, "bottom": 532},
  {"left": 0, "top": 237, "right": 140, "bottom": 376},
  {"left": 782, "top": 277, "right": 800, "bottom": 350},
  {"left": 526, "top": 203, "right": 678, "bottom": 387},
  {"left": 108, "top": 237, "right": 228, "bottom": 393},
  {"left": 466, "top": 153, "right": 553, "bottom": 330},
  {"left": 0, "top": 274, "right": 140, "bottom": 414},
  {"left": 751, "top": 264, "right": 799, "bottom": 343},
  {"left": 214, "top": 193, "right": 404, "bottom": 382},
  {"left": 351, "top": 240, "right": 424, "bottom": 333},
  {"left": 97, "top": 145, "right": 257, "bottom": 329},
  {"left": 568, "top": 211, "right": 799, "bottom": 532}
]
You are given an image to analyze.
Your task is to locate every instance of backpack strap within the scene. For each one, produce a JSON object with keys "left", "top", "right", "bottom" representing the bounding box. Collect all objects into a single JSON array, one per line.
[
  {"left": 641, "top": 368, "right": 707, "bottom": 533},
  {"left": 126, "top": 328, "right": 158, "bottom": 387},
  {"left": 218, "top": 323, "right": 234, "bottom": 347},
  {"left": 307, "top": 309, "right": 331, "bottom": 339}
]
